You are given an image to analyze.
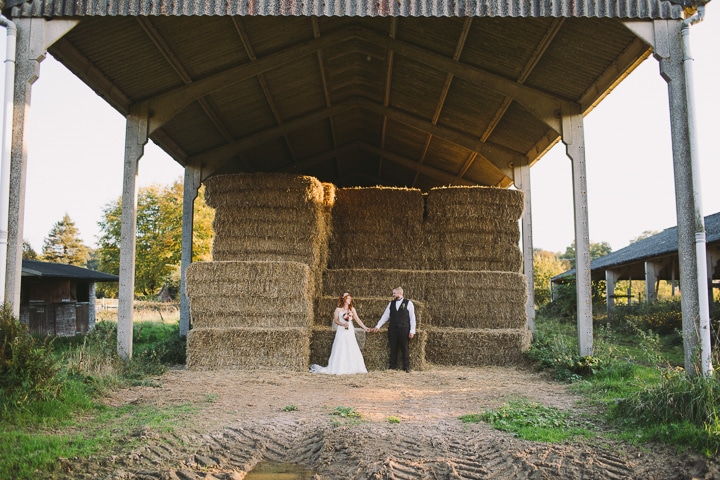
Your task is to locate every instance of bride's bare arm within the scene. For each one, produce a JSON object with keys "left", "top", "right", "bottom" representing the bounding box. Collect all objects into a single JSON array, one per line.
[{"left": 351, "top": 308, "right": 369, "bottom": 331}]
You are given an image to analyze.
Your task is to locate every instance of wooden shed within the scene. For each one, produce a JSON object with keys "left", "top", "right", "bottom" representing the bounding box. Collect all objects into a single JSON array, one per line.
[{"left": 20, "top": 260, "right": 119, "bottom": 337}]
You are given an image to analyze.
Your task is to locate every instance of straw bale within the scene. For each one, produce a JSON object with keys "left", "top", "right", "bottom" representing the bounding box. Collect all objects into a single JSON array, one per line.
[
  {"left": 186, "top": 261, "right": 313, "bottom": 297},
  {"left": 422, "top": 271, "right": 527, "bottom": 327},
  {"left": 322, "top": 269, "right": 527, "bottom": 328},
  {"left": 187, "top": 327, "right": 310, "bottom": 371},
  {"left": 328, "top": 187, "right": 424, "bottom": 270},
  {"left": 212, "top": 207, "right": 326, "bottom": 237},
  {"left": 424, "top": 328, "right": 532, "bottom": 366},
  {"left": 204, "top": 173, "right": 326, "bottom": 209},
  {"left": 424, "top": 237, "right": 522, "bottom": 272},
  {"left": 310, "top": 326, "right": 428, "bottom": 371},
  {"left": 189, "top": 312, "right": 313, "bottom": 329},
  {"left": 322, "top": 269, "right": 428, "bottom": 300},
  {"left": 313, "top": 296, "right": 431, "bottom": 328},
  {"left": 425, "top": 186, "right": 525, "bottom": 222},
  {"left": 321, "top": 182, "right": 337, "bottom": 209}
]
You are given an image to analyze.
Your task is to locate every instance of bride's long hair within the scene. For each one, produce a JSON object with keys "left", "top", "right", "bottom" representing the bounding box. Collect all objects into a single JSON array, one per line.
[{"left": 337, "top": 292, "right": 354, "bottom": 310}]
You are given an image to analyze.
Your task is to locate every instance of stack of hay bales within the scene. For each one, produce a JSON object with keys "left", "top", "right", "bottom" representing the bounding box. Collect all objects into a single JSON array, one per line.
[
  {"left": 422, "top": 186, "right": 531, "bottom": 366},
  {"left": 317, "top": 187, "right": 429, "bottom": 370},
  {"left": 317, "top": 185, "right": 530, "bottom": 370},
  {"left": 424, "top": 186, "right": 524, "bottom": 272},
  {"left": 327, "top": 187, "right": 424, "bottom": 270},
  {"left": 186, "top": 173, "right": 333, "bottom": 370}
]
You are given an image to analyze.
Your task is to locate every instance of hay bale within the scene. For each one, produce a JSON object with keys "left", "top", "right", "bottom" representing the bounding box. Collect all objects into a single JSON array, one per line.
[
  {"left": 424, "top": 186, "right": 524, "bottom": 271},
  {"left": 424, "top": 186, "right": 525, "bottom": 222},
  {"left": 310, "top": 326, "right": 428, "bottom": 371},
  {"left": 424, "top": 235, "right": 522, "bottom": 272},
  {"left": 313, "top": 296, "right": 432, "bottom": 328},
  {"left": 422, "top": 271, "right": 527, "bottom": 327},
  {"left": 186, "top": 261, "right": 315, "bottom": 329},
  {"left": 328, "top": 187, "right": 425, "bottom": 270},
  {"left": 424, "top": 328, "right": 532, "bottom": 366},
  {"left": 187, "top": 327, "right": 310, "bottom": 371},
  {"left": 322, "top": 269, "right": 427, "bottom": 299},
  {"left": 204, "top": 173, "right": 326, "bottom": 208}
]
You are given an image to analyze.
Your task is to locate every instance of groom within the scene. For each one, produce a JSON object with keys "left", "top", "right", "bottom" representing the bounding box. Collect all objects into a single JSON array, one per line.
[{"left": 372, "top": 287, "right": 416, "bottom": 372}]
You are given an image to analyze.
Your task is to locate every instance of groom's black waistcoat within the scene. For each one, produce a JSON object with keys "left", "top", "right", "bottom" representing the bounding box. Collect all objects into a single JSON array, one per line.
[{"left": 389, "top": 298, "right": 410, "bottom": 330}]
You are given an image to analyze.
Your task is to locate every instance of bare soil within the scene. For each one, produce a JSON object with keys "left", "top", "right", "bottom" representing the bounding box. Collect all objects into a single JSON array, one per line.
[{"left": 60, "top": 365, "right": 719, "bottom": 479}]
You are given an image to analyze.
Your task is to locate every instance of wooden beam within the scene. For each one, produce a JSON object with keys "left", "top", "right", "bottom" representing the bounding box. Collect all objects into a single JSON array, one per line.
[
  {"left": 359, "top": 27, "right": 567, "bottom": 133},
  {"left": 360, "top": 100, "right": 517, "bottom": 178},
  {"left": 189, "top": 100, "right": 360, "bottom": 167},
  {"left": 360, "top": 142, "right": 475, "bottom": 186},
  {"left": 142, "top": 27, "right": 359, "bottom": 133}
]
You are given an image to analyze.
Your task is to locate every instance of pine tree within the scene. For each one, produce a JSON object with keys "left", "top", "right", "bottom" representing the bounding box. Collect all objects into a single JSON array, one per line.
[{"left": 41, "top": 214, "right": 90, "bottom": 266}]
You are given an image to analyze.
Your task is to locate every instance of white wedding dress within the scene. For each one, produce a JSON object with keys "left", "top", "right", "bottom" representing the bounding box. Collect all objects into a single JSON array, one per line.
[{"left": 310, "top": 315, "right": 367, "bottom": 375}]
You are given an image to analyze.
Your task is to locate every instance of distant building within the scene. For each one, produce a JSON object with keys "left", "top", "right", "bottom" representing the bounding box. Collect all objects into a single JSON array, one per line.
[
  {"left": 20, "top": 260, "right": 119, "bottom": 336},
  {"left": 551, "top": 212, "right": 720, "bottom": 309}
]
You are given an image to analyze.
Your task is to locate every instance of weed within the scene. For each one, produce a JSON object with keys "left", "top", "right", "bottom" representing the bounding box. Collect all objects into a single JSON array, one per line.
[
  {"left": 460, "top": 399, "right": 593, "bottom": 442},
  {"left": 282, "top": 405, "right": 298, "bottom": 412},
  {"left": 332, "top": 406, "right": 361, "bottom": 418},
  {"left": 387, "top": 416, "right": 401, "bottom": 424}
]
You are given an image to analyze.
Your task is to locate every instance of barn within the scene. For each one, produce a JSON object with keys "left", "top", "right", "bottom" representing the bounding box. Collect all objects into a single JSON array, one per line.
[
  {"left": 20, "top": 259, "right": 119, "bottom": 336},
  {"left": 0, "top": 0, "right": 711, "bottom": 370}
]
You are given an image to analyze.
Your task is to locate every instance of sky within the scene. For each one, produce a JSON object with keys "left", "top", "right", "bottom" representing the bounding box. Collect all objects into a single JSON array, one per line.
[{"left": 2, "top": 11, "right": 719, "bottom": 255}]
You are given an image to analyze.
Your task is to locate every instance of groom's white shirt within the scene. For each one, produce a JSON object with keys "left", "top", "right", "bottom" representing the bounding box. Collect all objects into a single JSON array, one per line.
[{"left": 375, "top": 297, "right": 416, "bottom": 334}]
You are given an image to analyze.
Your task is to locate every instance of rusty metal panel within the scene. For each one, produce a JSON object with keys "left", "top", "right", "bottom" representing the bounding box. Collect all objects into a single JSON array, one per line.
[{"left": 11, "top": 0, "right": 684, "bottom": 19}]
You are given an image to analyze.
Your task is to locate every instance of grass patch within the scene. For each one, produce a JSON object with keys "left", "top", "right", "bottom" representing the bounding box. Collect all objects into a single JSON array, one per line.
[
  {"left": 529, "top": 303, "right": 720, "bottom": 456},
  {"left": 460, "top": 399, "right": 593, "bottom": 442},
  {"left": 0, "top": 306, "right": 190, "bottom": 479}
]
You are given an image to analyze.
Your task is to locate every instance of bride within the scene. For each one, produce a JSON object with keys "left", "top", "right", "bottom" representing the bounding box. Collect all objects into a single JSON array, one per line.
[{"left": 310, "top": 293, "right": 370, "bottom": 375}]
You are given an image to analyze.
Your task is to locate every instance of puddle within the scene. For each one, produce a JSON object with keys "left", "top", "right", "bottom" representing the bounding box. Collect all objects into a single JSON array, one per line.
[{"left": 245, "top": 461, "right": 316, "bottom": 479}]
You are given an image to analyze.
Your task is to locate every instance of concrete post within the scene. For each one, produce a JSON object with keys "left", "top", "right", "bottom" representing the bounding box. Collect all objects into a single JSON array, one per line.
[
  {"left": 89, "top": 282, "right": 96, "bottom": 331},
  {"left": 654, "top": 19, "right": 712, "bottom": 376},
  {"left": 513, "top": 161, "right": 535, "bottom": 332},
  {"left": 179, "top": 166, "right": 201, "bottom": 337},
  {"left": 645, "top": 260, "right": 660, "bottom": 303},
  {"left": 117, "top": 105, "right": 148, "bottom": 360},
  {"left": 5, "top": 18, "right": 76, "bottom": 315},
  {"left": 605, "top": 269, "right": 619, "bottom": 320},
  {"left": 561, "top": 103, "right": 593, "bottom": 357}
]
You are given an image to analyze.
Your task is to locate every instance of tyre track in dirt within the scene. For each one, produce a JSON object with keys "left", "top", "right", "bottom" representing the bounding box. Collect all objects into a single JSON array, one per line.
[{"left": 60, "top": 367, "right": 718, "bottom": 479}]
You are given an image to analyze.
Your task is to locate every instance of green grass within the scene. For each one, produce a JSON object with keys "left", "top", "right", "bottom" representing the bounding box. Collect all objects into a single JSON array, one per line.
[
  {"left": 460, "top": 399, "right": 594, "bottom": 442},
  {"left": 0, "top": 314, "right": 190, "bottom": 479},
  {"left": 516, "top": 305, "right": 720, "bottom": 456}
]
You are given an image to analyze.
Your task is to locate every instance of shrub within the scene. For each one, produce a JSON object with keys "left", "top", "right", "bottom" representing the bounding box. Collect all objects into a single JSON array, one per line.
[{"left": 0, "top": 304, "right": 61, "bottom": 406}]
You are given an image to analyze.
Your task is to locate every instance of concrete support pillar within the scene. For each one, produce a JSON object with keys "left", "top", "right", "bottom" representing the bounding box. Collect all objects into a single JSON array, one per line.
[
  {"left": 605, "top": 269, "right": 619, "bottom": 319},
  {"left": 561, "top": 103, "right": 593, "bottom": 357},
  {"left": 89, "top": 282, "right": 96, "bottom": 331},
  {"left": 117, "top": 105, "right": 148, "bottom": 360},
  {"left": 513, "top": 161, "right": 535, "bottom": 332},
  {"left": 654, "top": 18, "right": 712, "bottom": 376},
  {"left": 4, "top": 18, "right": 76, "bottom": 315},
  {"left": 179, "top": 166, "right": 201, "bottom": 338},
  {"left": 645, "top": 260, "right": 661, "bottom": 303}
]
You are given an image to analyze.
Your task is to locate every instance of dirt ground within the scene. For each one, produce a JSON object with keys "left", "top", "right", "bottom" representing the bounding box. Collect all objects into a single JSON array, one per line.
[{"left": 61, "top": 365, "right": 719, "bottom": 479}]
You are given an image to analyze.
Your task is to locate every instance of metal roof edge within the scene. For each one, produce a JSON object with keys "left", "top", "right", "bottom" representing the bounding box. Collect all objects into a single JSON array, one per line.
[
  {"left": 7, "top": 0, "right": 685, "bottom": 19},
  {"left": 552, "top": 211, "right": 720, "bottom": 282}
]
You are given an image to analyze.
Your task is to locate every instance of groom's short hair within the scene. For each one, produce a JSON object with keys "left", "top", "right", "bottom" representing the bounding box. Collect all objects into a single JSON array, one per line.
[{"left": 394, "top": 287, "right": 404, "bottom": 295}]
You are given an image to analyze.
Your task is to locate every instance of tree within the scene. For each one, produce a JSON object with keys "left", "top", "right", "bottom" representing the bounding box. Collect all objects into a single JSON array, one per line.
[
  {"left": 559, "top": 241, "right": 612, "bottom": 269},
  {"left": 22, "top": 240, "right": 38, "bottom": 260},
  {"left": 41, "top": 214, "right": 90, "bottom": 266},
  {"left": 532, "top": 249, "right": 570, "bottom": 307},
  {"left": 96, "top": 180, "right": 214, "bottom": 299},
  {"left": 629, "top": 230, "right": 659, "bottom": 244}
]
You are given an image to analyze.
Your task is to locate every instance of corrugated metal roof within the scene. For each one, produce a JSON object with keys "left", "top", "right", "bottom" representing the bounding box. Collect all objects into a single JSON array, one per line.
[
  {"left": 22, "top": 260, "right": 120, "bottom": 282},
  {"left": 8, "top": 0, "right": 684, "bottom": 19},
  {"left": 552, "top": 211, "right": 720, "bottom": 281}
]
